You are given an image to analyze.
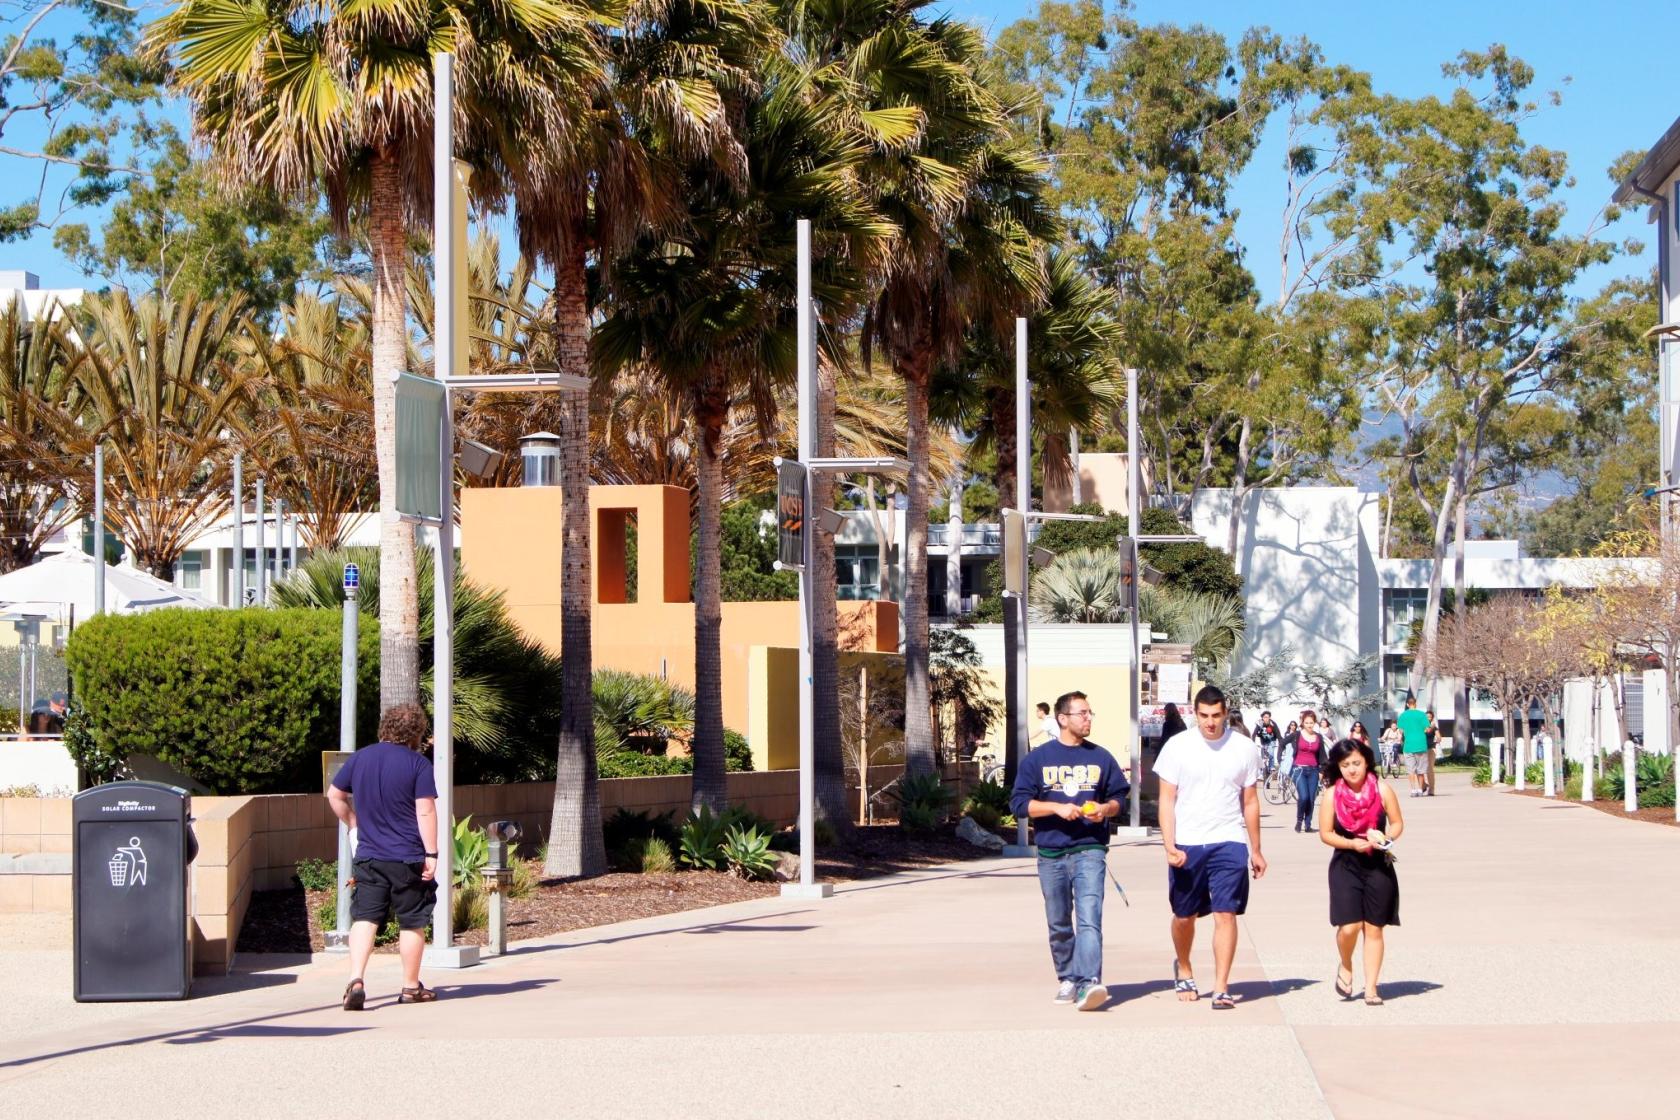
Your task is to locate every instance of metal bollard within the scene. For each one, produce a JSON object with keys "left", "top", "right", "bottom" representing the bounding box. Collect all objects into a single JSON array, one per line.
[{"left": 481, "top": 820, "right": 521, "bottom": 957}]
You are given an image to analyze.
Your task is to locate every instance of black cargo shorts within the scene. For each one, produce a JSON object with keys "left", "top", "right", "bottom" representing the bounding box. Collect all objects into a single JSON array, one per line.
[{"left": 350, "top": 858, "right": 438, "bottom": 930}]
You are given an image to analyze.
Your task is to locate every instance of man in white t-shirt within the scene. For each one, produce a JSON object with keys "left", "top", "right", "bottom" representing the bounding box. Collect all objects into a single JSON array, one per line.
[{"left": 1153, "top": 684, "right": 1266, "bottom": 1011}]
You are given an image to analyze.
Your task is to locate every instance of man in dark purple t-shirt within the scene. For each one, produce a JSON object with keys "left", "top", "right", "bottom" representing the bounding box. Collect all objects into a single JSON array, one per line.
[{"left": 327, "top": 703, "right": 440, "bottom": 1009}]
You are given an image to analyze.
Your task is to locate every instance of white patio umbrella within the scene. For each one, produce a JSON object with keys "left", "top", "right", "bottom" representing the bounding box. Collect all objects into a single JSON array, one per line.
[{"left": 0, "top": 550, "right": 216, "bottom": 626}]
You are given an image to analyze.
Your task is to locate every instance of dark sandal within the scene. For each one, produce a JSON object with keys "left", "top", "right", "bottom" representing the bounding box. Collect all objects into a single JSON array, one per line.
[
  {"left": 1365, "top": 993, "right": 1384, "bottom": 1006},
  {"left": 1335, "top": 966, "right": 1354, "bottom": 1001},
  {"left": 1210, "top": 991, "right": 1239, "bottom": 1010},
  {"left": 398, "top": 983, "right": 437, "bottom": 1004},
  {"left": 1172, "top": 959, "right": 1198, "bottom": 1001},
  {"left": 342, "top": 979, "right": 365, "bottom": 1011}
]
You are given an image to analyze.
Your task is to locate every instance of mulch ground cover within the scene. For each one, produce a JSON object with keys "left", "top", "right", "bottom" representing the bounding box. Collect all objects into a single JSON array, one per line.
[
  {"left": 1509, "top": 786, "right": 1678, "bottom": 828},
  {"left": 237, "top": 823, "right": 999, "bottom": 955}
]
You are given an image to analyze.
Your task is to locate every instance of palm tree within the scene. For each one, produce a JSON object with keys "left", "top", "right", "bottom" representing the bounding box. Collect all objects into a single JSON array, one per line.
[
  {"left": 594, "top": 51, "right": 886, "bottom": 810},
  {"left": 0, "top": 297, "right": 89, "bottom": 572},
  {"left": 238, "top": 294, "right": 377, "bottom": 551},
  {"left": 498, "top": 0, "right": 768, "bottom": 876},
  {"left": 934, "top": 247, "right": 1121, "bottom": 502},
  {"left": 48, "top": 292, "right": 256, "bottom": 578},
  {"left": 850, "top": 16, "right": 1051, "bottom": 774},
  {"left": 149, "top": 0, "right": 587, "bottom": 711}
]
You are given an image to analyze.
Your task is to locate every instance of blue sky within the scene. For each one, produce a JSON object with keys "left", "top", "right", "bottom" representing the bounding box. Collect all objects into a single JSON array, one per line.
[{"left": 6, "top": 0, "right": 1673, "bottom": 297}]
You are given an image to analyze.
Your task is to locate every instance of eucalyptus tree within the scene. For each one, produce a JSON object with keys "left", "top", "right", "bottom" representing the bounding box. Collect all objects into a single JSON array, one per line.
[
  {"left": 594, "top": 51, "right": 887, "bottom": 810},
  {"left": 0, "top": 296, "right": 90, "bottom": 571},
  {"left": 149, "top": 0, "right": 588, "bottom": 711}
]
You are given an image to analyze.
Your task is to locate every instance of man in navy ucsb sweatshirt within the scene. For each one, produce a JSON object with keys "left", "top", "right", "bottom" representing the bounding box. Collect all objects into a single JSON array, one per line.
[{"left": 1010, "top": 690, "right": 1130, "bottom": 1011}]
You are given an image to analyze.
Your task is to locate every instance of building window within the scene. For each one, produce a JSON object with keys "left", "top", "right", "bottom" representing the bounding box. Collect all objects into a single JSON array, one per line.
[
  {"left": 180, "top": 551, "right": 205, "bottom": 591},
  {"left": 836, "top": 544, "right": 880, "bottom": 601},
  {"left": 1384, "top": 588, "right": 1428, "bottom": 648}
]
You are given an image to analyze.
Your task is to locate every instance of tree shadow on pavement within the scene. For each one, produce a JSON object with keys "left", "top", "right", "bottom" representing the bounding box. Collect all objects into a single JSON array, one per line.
[{"left": 495, "top": 910, "right": 819, "bottom": 960}]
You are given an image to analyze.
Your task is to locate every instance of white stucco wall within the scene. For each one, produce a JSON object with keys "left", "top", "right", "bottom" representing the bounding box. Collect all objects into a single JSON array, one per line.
[{"left": 1190, "top": 487, "right": 1382, "bottom": 726}]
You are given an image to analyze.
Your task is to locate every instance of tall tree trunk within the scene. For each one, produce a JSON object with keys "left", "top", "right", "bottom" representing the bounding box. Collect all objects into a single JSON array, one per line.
[
  {"left": 901, "top": 339, "right": 935, "bottom": 775},
  {"left": 1452, "top": 488, "right": 1471, "bottom": 757},
  {"left": 370, "top": 150, "right": 419, "bottom": 711},
  {"left": 543, "top": 247, "right": 605, "bottom": 879},
  {"left": 689, "top": 373, "right": 728, "bottom": 812},
  {"left": 1228, "top": 411, "right": 1253, "bottom": 557},
  {"left": 1417, "top": 447, "right": 1462, "bottom": 727},
  {"left": 991, "top": 390, "right": 1016, "bottom": 506},
  {"left": 812, "top": 354, "right": 850, "bottom": 831}
]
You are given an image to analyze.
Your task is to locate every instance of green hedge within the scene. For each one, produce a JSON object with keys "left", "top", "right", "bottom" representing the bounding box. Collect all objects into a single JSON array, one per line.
[{"left": 65, "top": 608, "right": 380, "bottom": 794}]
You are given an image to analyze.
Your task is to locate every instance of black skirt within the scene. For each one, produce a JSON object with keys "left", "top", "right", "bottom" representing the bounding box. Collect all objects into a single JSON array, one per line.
[{"left": 1328, "top": 816, "right": 1400, "bottom": 927}]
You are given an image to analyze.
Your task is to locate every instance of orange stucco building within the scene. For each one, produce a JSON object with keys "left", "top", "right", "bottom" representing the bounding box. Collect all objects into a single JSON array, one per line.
[{"left": 460, "top": 484, "right": 899, "bottom": 768}]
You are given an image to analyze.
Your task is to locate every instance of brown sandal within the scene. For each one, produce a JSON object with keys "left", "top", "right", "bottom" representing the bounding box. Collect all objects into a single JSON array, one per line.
[
  {"left": 342, "top": 979, "right": 365, "bottom": 1011},
  {"left": 398, "top": 982, "right": 437, "bottom": 1004}
]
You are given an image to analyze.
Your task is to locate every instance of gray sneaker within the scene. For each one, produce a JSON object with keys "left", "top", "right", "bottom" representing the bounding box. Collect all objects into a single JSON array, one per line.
[
  {"left": 1053, "top": 980, "right": 1077, "bottom": 1004},
  {"left": 1075, "top": 982, "right": 1108, "bottom": 1011}
]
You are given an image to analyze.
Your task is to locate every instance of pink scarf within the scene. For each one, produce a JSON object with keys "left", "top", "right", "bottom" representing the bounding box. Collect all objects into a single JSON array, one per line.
[{"left": 1333, "top": 777, "right": 1383, "bottom": 838}]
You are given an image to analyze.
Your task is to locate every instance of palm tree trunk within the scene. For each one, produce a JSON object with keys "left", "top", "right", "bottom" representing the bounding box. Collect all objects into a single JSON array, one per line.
[
  {"left": 991, "top": 390, "right": 1016, "bottom": 507},
  {"left": 370, "top": 150, "right": 419, "bottom": 711},
  {"left": 689, "top": 373, "right": 728, "bottom": 812},
  {"left": 544, "top": 247, "right": 606, "bottom": 879},
  {"left": 902, "top": 341, "right": 935, "bottom": 776},
  {"left": 812, "top": 353, "right": 850, "bottom": 832}
]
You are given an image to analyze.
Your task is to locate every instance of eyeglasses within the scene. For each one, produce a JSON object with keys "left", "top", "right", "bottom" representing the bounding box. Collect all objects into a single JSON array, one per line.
[{"left": 1063, "top": 709, "right": 1094, "bottom": 719}]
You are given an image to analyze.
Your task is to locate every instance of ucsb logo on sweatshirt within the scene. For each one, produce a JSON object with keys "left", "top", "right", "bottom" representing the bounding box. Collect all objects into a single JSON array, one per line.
[{"left": 1041, "top": 764, "right": 1102, "bottom": 792}]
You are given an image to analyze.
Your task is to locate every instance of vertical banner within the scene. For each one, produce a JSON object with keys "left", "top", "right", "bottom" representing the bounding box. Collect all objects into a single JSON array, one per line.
[{"left": 776, "top": 459, "right": 807, "bottom": 571}]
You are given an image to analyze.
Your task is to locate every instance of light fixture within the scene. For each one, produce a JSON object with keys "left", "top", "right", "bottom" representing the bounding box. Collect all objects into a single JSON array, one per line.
[{"left": 458, "top": 439, "right": 504, "bottom": 481}]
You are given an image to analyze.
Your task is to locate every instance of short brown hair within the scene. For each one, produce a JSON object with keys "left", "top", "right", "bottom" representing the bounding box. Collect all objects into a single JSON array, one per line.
[{"left": 378, "top": 703, "right": 430, "bottom": 749}]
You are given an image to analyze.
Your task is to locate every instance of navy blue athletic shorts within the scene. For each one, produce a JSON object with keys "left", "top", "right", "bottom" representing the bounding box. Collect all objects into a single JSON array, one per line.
[{"left": 1168, "top": 841, "right": 1250, "bottom": 917}]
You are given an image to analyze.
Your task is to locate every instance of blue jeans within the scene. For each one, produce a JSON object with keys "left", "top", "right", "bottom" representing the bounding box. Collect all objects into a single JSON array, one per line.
[
  {"left": 1293, "top": 765, "right": 1320, "bottom": 827},
  {"left": 1036, "top": 847, "right": 1106, "bottom": 984}
]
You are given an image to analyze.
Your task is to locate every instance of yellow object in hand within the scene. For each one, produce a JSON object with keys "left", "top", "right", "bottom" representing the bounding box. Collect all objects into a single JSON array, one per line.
[{"left": 1081, "top": 801, "right": 1100, "bottom": 815}]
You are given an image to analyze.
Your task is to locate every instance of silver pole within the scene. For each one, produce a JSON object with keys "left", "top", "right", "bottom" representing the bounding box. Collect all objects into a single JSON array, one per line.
[
  {"left": 232, "top": 451, "right": 244, "bottom": 607},
  {"left": 332, "top": 579, "right": 359, "bottom": 947},
  {"left": 787, "top": 218, "right": 827, "bottom": 898},
  {"left": 92, "top": 443, "right": 105, "bottom": 616},
  {"left": 271, "top": 490, "right": 283, "bottom": 590},
  {"left": 275, "top": 496, "right": 286, "bottom": 581},
  {"left": 1015, "top": 317, "right": 1031, "bottom": 850},
  {"left": 1127, "top": 367, "right": 1142, "bottom": 829},
  {"left": 430, "top": 49, "right": 460, "bottom": 949},
  {"left": 255, "top": 476, "right": 266, "bottom": 606},
  {"left": 288, "top": 508, "right": 299, "bottom": 572}
]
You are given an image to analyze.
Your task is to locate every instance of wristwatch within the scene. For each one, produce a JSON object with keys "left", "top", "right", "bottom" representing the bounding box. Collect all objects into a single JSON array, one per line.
[{"left": 424, "top": 852, "right": 439, "bottom": 858}]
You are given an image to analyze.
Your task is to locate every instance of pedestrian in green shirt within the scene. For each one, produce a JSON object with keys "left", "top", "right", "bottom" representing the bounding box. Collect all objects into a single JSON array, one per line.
[{"left": 1395, "top": 697, "right": 1430, "bottom": 798}]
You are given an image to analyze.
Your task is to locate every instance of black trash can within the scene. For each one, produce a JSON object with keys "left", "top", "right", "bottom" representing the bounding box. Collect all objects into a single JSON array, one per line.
[{"left": 72, "top": 781, "right": 199, "bottom": 1001}]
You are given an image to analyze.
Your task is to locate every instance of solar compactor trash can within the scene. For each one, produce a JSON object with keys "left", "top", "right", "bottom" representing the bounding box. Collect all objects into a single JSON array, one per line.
[{"left": 73, "top": 780, "right": 199, "bottom": 1001}]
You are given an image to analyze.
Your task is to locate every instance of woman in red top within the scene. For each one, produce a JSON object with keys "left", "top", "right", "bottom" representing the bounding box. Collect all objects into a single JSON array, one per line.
[{"left": 1281, "top": 710, "right": 1328, "bottom": 833}]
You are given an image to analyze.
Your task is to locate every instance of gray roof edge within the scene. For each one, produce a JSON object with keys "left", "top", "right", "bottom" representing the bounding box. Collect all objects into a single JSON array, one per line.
[{"left": 1614, "top": 113, "right": 1680, "bottom": 204}]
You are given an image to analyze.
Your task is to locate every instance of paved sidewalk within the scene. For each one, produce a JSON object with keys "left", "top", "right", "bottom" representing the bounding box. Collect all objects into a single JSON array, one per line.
[{"left": 2, "top": 772, "right": 1676, "bottom": 1118}]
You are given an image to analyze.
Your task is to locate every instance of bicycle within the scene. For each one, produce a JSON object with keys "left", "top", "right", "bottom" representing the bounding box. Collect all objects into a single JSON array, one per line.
[{"left": 1261, "top": 763, "right": 1295, "bottom": 806}]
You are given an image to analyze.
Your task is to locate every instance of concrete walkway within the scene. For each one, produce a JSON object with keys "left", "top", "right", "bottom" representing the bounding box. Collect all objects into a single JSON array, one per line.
[{"left": 1, "top": 773, "right": 1676, "bottom": 1119}]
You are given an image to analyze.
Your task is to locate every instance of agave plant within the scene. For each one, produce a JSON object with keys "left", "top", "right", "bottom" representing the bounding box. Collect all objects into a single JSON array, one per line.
[{"left": 1029, "top": 548, "right": 1127, "bottom": 623}]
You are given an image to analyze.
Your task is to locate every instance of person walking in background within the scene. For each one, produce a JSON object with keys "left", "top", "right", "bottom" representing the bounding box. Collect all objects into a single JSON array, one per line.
[
  {"left": 1255, "top": 712, "right": 1282, "bottom": 774},
  {"left": 1160, "top": 702, "right": 1187, "bottom": 742},
  {"left": 1319, "top": 738, "right": 1405, "bottom": 1006},
  {"left": 1349, "top": 722, "right": 1371, "bottom": 750},
  {"left": 1034, "top": 701, "right": 1058, "bottom": 746},
  {"left": 1011, "top": 691, "right": 1130, "bottom": 1012},
  {"left": 1423, "top": 708, "right": 1440, "bottom": 795},
  {"left": 1396, "top": 697, "right": 1430, "bottom": 798},
  {"left": 1156, "top": 685, "right": 1265, "bottom": 1011},
  {"left": 1229, "top": 710, "right": 1251, "bottom": 738},
  {"left": 1282, "top": 711, "right": 1329, "bottom": 833},
  {"left": 327, "top": 703, "right": 442, "bottom": 1009},
  {"left": 1379, "top": 720, "right": 1402, "bottom": 774}
]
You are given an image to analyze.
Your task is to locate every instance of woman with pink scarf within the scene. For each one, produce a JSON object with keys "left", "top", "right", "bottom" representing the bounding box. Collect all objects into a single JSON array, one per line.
[{"left": 1318, "top": 738, "right": 1405, "bottom": 1005}]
